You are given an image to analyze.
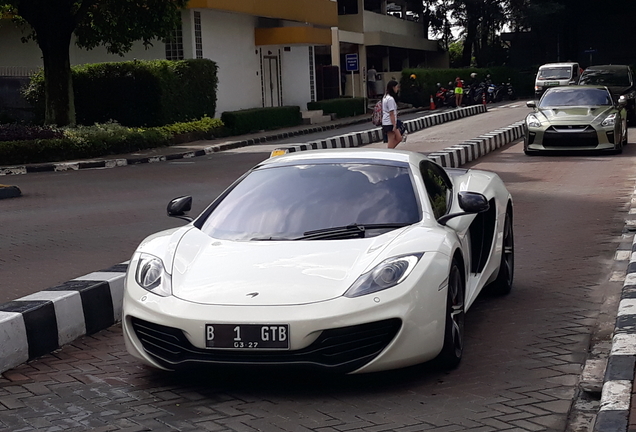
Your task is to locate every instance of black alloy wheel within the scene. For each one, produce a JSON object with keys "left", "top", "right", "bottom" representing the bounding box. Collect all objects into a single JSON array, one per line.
[
  {"left": 435, "top": 259, "right": 465, "bottom": 369},
  {"left": 489, "top": 210, "right": 514, "bottom": 295}
]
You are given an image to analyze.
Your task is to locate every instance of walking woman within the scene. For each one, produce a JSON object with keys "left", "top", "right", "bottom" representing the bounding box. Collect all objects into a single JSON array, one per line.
[
  {"left": 454, "top": 76, "right": 463, "bottom": 107},
  {"left": 382, "top": 80, "right": 402, "bottom": 149}
]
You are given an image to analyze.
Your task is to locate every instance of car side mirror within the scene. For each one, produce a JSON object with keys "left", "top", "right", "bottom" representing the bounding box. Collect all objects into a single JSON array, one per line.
[
  {"left": 438, "top": 192, "right": 489, "bottom": 226},
  {"left": 167, "top": 196, "right": 193, "bottom": 222},
  {"left": 526, "top": 100, "right": 537, "bottom": 109}
]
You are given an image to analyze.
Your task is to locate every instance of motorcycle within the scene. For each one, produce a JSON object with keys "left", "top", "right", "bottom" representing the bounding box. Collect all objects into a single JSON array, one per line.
[
  {"left": 505, "top": 79, "right": 517, "bottom": 100},
  {"left": 435, "top": 82, "right": 456, "bottom": 107},
  {"left": 465, "top": 81, "right": 487, "bottom": 105}
]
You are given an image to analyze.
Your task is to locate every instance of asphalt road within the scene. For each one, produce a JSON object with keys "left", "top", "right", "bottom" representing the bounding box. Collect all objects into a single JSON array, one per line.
[
  {"left": 1, "top": 115, "right": 635, "bottom": 431},
  {"left": 1, "top": 102, "right": 636, "bottom": 430},
  {"left": 0, "top": 102, "right": 529, "bottom": 304}
]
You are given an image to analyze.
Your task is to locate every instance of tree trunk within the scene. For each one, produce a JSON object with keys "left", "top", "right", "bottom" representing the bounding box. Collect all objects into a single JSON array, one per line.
[{"left": 38, "top": 31, "right": 75, "bottom": 126}]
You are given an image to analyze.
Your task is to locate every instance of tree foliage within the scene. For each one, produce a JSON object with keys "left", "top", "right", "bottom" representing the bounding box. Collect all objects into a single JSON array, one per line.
[{"left": 1, "top": 0, "right": 188, "bottom": 126}]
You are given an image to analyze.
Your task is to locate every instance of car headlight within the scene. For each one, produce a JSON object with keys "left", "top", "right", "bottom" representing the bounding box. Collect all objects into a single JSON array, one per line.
[
  {"left": 135, "top": 253, "right": 172, "bottom": 297},
  {"left": 527, "top": 114, "right": 541, "bottom": 128},
  {"left": 602, "top": 113, "right": 617, "bottom": 127},
  {"left": 344, "top": 253, "right": 423, "bottom": 298},
  {"left": 534, "top": 85, "right": 542, "bottom": 91}
]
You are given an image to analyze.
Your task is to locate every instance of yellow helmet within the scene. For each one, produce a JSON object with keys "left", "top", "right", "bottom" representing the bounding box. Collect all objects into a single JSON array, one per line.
[{"left": 410, "top": 74, "right": 417, "bottom": 79}]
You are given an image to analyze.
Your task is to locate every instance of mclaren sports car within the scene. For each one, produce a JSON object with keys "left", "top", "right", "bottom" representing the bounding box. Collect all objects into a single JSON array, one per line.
[{"left": 123, "top": 148, "right": 514, "bottom": 373}]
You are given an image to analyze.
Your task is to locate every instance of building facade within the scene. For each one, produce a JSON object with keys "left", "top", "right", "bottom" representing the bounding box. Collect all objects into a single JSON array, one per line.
[
  {"left": 334, "top": 0, "right": 448, "bottom": 98},
  {"left": 0, "top": 0, "right": 447, "bottom": 121}
]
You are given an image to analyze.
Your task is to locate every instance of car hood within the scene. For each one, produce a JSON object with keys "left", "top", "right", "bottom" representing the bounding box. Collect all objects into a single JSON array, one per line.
[
  {"left": 169, "top": 226, "right": 421, "bottom": 306},
  {"left": 537, "top": 106, "right": 614, "bottom": 123}
]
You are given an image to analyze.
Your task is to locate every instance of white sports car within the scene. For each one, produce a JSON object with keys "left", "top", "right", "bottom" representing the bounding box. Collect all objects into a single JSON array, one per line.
[{"left": 123, "top": 148, "right": 513, "bottom": 373}]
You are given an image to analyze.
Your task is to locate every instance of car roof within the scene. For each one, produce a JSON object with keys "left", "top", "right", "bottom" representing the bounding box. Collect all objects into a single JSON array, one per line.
[
  {"left": 583, "top": 65, "right": 630, "bottom": 71},
  {"left": 539, "top": 62, "right": 578, "bottom": 68},
  {"left": 262, "top": 148, "right": 425, "bottom": 167},
  {"left": 550, "top": 85, "right": 608, "bottom": 90}
]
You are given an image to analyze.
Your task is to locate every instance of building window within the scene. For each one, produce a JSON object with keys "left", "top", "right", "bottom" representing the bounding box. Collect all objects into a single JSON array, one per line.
[
  {"left": 309, "top": 46, "right": 316, "bottom": 102},
  {"left": 165, "top": 25, "right": 184, "bottom": 60},
  {"left": 337, "top": 0, "right": 358, "bottom": 15},
  {"left": 194, "top": 11, "right": 203, "bottom": 59}
]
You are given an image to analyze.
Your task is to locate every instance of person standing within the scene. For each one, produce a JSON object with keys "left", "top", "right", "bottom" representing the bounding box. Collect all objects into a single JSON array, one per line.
[
  {"left": 382, "top": 80, "right": 403, "bottom": 149},
  {"left": 367, "top": 65, "right": 377, "bottom": 98},
  {"left": 454, "top": 76, "right": 463, "bottom": 107}
]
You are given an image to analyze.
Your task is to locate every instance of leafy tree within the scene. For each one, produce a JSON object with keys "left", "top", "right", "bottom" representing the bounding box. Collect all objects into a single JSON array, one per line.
[{"left": 1, "top": 0, "right": 187, "bottom": 126}]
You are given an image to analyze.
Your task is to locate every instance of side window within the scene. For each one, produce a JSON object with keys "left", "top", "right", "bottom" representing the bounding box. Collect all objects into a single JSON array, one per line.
[{"left": 420, "top": 161, "right": 453, "bottom": 220}]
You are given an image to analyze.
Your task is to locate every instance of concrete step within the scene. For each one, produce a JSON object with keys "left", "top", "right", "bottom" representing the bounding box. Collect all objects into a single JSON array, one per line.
[{"left": 301, "top": 110, "right": 332, "bottom": 125}]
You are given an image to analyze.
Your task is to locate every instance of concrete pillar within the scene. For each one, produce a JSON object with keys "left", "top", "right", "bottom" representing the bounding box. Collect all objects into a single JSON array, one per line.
[{"left": 331, "top": 27, "right": 341, "bottom": 95}]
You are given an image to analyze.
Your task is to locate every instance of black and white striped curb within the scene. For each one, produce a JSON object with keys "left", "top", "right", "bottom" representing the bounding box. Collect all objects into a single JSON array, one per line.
[
  {"left": 427, "top": 121, "right": 525, "bottom": 168},
  {"left": 0, "top": 263, "right": 127, "bottom": 374},
  {"left": 274, "top": 113, "right": 525, "bottom": 170},
  {"left": 0, "top": 109, "right": 425, "bottom": 177},
  {"left": 272, "top": 105, "right": 487, "bottom": 157},
  {"left": 594, "top": 203, "right": 636, "bottom": 431}
]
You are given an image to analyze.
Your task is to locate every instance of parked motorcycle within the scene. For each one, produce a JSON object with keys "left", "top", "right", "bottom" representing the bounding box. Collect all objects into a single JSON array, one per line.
[
  {"left": 435, "top": 82, "right": 456, "bottom": 107},
  {"left": 505, "top": 79, "right": 517, "bottom": 100}
]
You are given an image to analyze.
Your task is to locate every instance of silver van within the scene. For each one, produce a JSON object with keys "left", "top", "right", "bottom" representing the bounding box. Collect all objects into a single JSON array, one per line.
[{"left": 534, "top": 62, "right": 581, "bottom": 98}]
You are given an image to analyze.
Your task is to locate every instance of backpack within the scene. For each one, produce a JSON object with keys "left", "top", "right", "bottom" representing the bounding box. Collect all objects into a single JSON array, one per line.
[{"left": 372, "top": 100, "right": 383, "bottom": 126}]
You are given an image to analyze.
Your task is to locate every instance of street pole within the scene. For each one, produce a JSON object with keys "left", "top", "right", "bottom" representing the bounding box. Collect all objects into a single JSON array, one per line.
[{"left": 351, "top": 71, "right": 355, "bottom": 98}]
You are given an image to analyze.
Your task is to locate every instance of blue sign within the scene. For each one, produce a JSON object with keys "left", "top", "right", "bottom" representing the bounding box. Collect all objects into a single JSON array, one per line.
[{"left": 345, "top": 54, "right": 359, "bottom": 72}]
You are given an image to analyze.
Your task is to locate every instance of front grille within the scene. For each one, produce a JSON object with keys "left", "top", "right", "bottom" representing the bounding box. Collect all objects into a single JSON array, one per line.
[
  {"left": 131, "top": 317, "right": 402, "bottom": 373},
  {"left": 543, "top": 125, "right": 598, "bottom": 147}
]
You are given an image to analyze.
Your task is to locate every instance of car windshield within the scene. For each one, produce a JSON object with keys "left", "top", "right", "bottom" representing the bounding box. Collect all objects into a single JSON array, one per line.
[
  {"left": 538, "top": 67, "right": 572, "bottom": 80},
  {"left": 539, "top": 88, "right": 612, "bottom": 107},
  {"left": 200, "top": 162, "right": 421, "bottom": 241},
  {"left": 579, "top": 69, "right": 630, "bottom": 87}
]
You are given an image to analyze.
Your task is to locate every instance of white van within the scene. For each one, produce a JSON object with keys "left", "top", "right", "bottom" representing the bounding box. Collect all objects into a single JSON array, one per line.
[{"left": 534, "top": 62, "right": 581, "bottom": 98}]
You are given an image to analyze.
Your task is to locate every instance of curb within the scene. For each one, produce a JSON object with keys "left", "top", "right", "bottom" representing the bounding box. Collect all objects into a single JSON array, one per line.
[
  {"left": 273, "top": 106, "right": 525, "bottom": 169},
  {"left": 0, "top": 264, "right": 127, "bottom": 374},
  {"left": 0, "top": 184, "right": 21, "bottom": 199},
  {"left": 594, "top": 199, "right": 636, "bottom": 431},
  {"left": 0, "top": 108, "right": 423, "bottom": 177},
  {"left": 272, "top": 105, "right": 487, "bottom": 156},
  {"left": 0, "top": 107, "right": 517, "bottom": 376}
]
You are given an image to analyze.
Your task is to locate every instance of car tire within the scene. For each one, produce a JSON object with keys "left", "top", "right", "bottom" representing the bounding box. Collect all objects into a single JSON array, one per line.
[
  {"left": 435, "top": 258, "right": 465, "bottom": 369},
  {"left": 628, "top": 104, "right": 636, "bottom": 125},
  {"left": 488, "top": 209, "right": 514, "bottom": 295}
]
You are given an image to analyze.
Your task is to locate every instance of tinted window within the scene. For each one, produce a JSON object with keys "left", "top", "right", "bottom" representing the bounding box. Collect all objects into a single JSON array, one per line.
[
  {"left": 538, "top": 67, "right": 572, "bottom": 80},
  {"left": 420, "top": 161, "right": 452, "bottom": 220},
  {"left": 540, "top": 88, "right": 612, "bottom": 107},
  {"left": 200, "top": 163, "right": 420, "bottom": 241},
  {"left": 579, "top": 69, "right": 631, "bottom": 87}
]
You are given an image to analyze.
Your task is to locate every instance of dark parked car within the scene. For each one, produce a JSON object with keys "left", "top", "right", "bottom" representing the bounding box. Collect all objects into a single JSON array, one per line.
[{"left": 578, "top": 65, "right": 636, "bottom": 123}]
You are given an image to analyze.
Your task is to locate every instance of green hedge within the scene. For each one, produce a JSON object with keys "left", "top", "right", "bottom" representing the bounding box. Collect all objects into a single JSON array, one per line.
[
  {"left": 221, "top": 106, "right": 301, "bottom": 136},
  {"left": 307, "top": 97, "right": 366, "bottom": 119},
  {"left": 400, "top": 67, "right": 534, "bottom": 107},
  {"left": 22, "top": 59, "right": 218, "bottom": 127},
  {"left": 0, "top": 117, "right": 225, "bottom": 166}
]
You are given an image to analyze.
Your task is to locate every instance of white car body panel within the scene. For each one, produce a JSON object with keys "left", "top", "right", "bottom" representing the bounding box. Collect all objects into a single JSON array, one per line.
[{"left": 123, "top": 148, "right": 512, "bottom": 373}]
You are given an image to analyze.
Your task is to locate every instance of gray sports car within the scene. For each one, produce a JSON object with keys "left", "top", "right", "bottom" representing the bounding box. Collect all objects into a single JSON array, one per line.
[{"left": 524, "top": 85, "right": 628, "bottom": 155}]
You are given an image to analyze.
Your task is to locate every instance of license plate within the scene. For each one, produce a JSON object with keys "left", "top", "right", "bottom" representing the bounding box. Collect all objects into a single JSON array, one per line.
[
  {"left": 205, "top": 324, "right": 289, "bottom": 349},
  {"left": 545, "top": 81, "right": 560, "bottom": 86}
]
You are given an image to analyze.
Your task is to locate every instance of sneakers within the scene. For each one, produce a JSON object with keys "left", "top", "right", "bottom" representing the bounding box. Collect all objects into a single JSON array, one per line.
[{"left": 401, "top": 131, "right": 408, "bottom": 143}]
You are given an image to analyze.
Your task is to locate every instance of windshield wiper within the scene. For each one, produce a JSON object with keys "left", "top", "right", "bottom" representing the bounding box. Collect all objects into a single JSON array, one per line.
[{"left": 297, "top": 223, "right": 410, "bottom": 241}]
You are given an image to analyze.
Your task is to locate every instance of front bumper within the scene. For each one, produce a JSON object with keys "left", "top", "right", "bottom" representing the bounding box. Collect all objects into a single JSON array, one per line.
[
  {"left": 122, "top": 252, "right": 450, "bottom": 374},
  {"left": 525, "top": 123, "right": 617, "bottom": 152}
]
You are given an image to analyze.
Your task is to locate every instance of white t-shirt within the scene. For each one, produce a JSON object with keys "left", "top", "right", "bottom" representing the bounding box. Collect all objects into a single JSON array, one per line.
[{"left": 382, "top": 95, "right": 397, "bottom": 126}]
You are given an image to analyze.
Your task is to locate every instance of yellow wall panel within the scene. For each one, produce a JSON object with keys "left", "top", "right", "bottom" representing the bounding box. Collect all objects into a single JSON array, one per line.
[
  {"left": 187, "top": 0, "right": 338, "bottom": 27},
  {"left": 255, "top": 27, "right": 332, "bottom": 46}
]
